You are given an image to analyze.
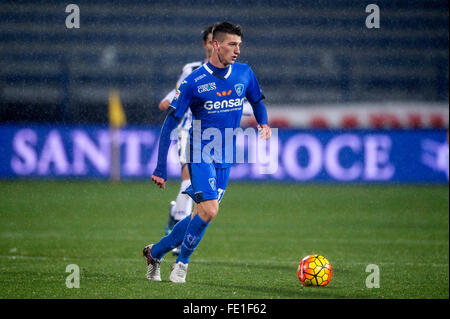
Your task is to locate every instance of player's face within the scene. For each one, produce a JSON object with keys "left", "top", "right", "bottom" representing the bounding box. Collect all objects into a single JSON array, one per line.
[
  {"left": 203, "top": 33, "right": 213, "bottom": 60},
  {"left": 215, "top": 33, "right": 242, "bottom": 66}
]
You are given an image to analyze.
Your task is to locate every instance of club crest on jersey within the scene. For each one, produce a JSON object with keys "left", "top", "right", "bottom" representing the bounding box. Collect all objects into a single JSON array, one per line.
[
  {"left": 234, "top": 83, "right": 244, "bottom": 96},
  {"left": 208, "top": 178, "right": 216, "bottom": 190},
  {"left": 197, "top": 82, "right": 216, "bottom": 93}
]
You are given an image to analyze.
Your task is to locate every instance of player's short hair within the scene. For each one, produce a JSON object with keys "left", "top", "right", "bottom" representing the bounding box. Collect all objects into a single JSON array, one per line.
[
  {"left": 202, "top": 24, "right": 214, "bottom": 42},
  {"left": 212, "top": 22, "right": 243, "bottom": 41}
]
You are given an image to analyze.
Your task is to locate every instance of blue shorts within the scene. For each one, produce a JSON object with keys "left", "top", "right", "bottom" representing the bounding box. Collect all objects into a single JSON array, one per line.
[{"left": 183, "top": 162, "right": 231, "bottom": 204}]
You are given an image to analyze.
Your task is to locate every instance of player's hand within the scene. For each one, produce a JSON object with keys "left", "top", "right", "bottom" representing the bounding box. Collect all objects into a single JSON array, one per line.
[
  {"left": 151, "top": 175, "right": 166, "bottom": 189},
  {"left": 257, "top": 124, "right": 272, "bottom": 140}
]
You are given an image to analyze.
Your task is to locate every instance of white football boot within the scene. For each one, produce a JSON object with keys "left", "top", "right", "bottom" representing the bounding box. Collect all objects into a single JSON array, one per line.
[
  {"left": 169, "top": 261, "right": 188, "bottom": 283},
  {"left": 142, "top": 244, "right": 161, "bottom": 281}
]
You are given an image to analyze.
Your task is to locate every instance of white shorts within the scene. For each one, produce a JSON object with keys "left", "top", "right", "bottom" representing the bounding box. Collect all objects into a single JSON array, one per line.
[{"left": 177, "top": 129, "right": 190, "bottom": 166}]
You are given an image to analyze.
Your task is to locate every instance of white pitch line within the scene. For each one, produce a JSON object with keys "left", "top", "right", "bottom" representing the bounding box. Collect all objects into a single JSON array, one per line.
[
  {"left": 0, "top": 255, "right": 448, "bottom": 268},
  {"left": 1, "top": 232, "right": 448, "bottom": 247}
]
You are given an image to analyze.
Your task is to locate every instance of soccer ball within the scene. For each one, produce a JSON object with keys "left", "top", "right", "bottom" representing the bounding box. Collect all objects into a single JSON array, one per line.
[{"left": 297, "top": 254, "right": 332, "bottom": 287}]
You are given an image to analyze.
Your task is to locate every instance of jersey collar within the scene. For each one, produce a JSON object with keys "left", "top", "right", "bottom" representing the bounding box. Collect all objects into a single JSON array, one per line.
[{"left": 204, "top": 62, "right": 232, "bottom": 80}]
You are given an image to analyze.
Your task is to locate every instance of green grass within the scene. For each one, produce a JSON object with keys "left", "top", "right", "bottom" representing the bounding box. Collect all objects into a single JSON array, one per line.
[{"left": 0, "top": 181, "right": 448, "bottom": 299}]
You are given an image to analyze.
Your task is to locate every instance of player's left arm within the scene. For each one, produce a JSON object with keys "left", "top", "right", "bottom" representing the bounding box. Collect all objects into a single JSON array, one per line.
[
  {"left": 246, "top": 68, "right": 271, "bottom": 140},
  {"left": 251, "top": 100, "right": 271, "bottom": 140},
  {"left": 243, "top": 100, "right": 272, "bottom": 138}
]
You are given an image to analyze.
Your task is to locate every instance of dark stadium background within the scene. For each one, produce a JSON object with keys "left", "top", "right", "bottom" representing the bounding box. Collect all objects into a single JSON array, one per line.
[{"left": 0, "top": 0, "right": 448, "bottom": 126}]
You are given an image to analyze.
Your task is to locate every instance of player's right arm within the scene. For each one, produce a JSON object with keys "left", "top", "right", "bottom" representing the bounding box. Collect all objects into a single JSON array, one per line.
[
  {"left": 151, "top": 81, "right": 192, "bottom": 188},
  {"left": 151, "top": 107, "right": 180, "bottom": 188}
]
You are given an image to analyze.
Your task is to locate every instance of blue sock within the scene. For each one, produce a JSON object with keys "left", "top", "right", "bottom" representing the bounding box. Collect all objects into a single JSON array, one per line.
[
  {"left": 176, "top": 214, "right": 210, "bottom": 264},
  {"left": 151, "top": 214, "right": 191, "bottom": 260}
]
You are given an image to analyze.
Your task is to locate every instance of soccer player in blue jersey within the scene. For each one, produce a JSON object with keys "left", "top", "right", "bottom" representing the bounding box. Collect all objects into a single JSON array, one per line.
[
  {"left": 143, "top": 22, "right": 271, "bottom": 283},
  {"left": 157, "top": 25, "right": 254, "bottom": 256}
]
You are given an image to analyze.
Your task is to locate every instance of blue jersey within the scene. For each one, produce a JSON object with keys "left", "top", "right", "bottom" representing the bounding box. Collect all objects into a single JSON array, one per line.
[{"left": 170, "top": 61, "right": 265, "bottom": 167}]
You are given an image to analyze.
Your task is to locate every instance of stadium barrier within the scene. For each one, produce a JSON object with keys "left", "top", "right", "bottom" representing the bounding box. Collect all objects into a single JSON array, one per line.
[
  {"left": 0, "top": 124, "right": 448, "bottom": 183},
  {"left": 242, "top": 102, "right": 449, "bottom": 129}
]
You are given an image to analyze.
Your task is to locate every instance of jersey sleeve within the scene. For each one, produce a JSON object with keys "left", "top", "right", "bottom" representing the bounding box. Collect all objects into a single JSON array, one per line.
[
  {"left": 170, "top": 80, "right": 194, "bottom": 120},
  {"left": 245, "top": 68, "right": 265, "bottom": 105}
]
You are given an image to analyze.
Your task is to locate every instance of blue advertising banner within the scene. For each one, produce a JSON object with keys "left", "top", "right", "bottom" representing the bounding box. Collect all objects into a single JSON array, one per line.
[{"left": 0, "top": 124, "right": 448, "bottom": 183}]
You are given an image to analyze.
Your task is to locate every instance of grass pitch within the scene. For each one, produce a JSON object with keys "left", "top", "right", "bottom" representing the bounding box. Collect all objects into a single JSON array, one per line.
[{"left": 0, "top": 180, "right": 448, "bottom": 299}]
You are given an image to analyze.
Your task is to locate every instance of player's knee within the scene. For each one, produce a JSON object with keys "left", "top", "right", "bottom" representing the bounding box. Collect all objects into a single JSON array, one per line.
[
  {"left": 203, "top": 206, "right": 218, "bottom": 222},
  {"left": 198, "top": 200, "right": 219, "bottom": 222}
]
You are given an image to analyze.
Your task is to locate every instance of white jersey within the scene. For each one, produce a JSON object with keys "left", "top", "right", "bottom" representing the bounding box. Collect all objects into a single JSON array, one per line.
[
  {"left": 162, "top": 60, "right": 254, "bottom": 131},
  {"left": 162, "top": 61, "right": 202, "bottom": 131}
]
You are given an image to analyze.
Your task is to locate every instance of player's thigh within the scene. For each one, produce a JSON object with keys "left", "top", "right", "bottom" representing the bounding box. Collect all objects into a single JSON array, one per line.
[
  {"left": 181, "top": 164, "right": 190, "bottom": 181},
  {"left": 186, "top": 165, "right": 230, "bottom": 204},
  {"left": 177, "top": 129, "right": 189, "bottom": 167},
  {"left": 185, "top": 163, "right": 231, "bottom": 204},
  {"left": 185, "top": 162, "right": 217, "bottom": 203},
  {"left": 215, "top": 167, "right": 231, "bottom": 204}
]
